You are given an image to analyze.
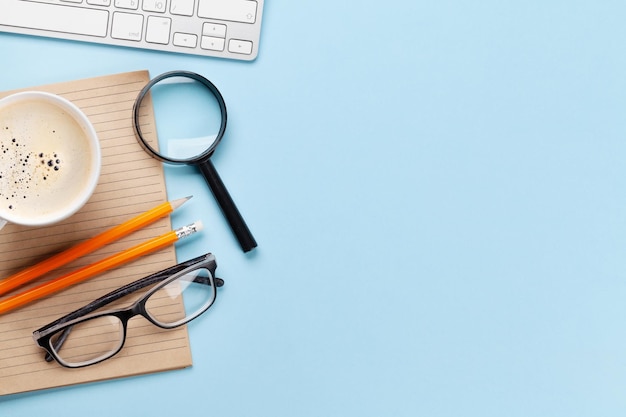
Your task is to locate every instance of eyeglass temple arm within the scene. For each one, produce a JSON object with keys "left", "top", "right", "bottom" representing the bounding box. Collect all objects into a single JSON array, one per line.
[{"left": 46, "top": 327, "right": 72, "bottom": 361}]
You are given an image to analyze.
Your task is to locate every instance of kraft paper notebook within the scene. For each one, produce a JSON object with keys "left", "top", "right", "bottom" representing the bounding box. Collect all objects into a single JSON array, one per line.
[{"left": 0, "top": 71, "right": 192, "bottom": 396}]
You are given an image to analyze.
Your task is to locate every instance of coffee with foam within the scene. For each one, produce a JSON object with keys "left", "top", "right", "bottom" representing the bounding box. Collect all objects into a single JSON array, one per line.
[{"left": 0, "top": 93, "right": 100, "bottom": 227}]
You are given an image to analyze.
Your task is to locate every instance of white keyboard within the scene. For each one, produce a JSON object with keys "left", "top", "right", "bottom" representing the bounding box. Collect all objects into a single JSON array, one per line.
[{"left": 0, "top": 0, "right": 264, "bottom": 61}]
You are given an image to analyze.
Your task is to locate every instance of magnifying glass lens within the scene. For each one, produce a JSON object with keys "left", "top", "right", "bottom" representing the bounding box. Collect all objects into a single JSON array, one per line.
[{"left": 136, "top": 75, "right": 224, "bottom": 161}]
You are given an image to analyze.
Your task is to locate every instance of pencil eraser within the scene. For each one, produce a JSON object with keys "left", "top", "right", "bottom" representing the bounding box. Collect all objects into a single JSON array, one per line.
[{"left": 194, "top": 220, "right": 203, "bottom": 232}]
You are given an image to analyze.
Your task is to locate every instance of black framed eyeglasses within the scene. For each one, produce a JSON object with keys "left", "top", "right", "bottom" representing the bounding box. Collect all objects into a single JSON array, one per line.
[{"left": 32, "top": 253, "right": 223, "bottom": 368}]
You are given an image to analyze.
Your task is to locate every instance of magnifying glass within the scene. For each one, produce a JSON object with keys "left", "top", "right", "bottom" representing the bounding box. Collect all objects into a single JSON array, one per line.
[{"left": 132, "top": 71, "right": 257, "bottom": 252}]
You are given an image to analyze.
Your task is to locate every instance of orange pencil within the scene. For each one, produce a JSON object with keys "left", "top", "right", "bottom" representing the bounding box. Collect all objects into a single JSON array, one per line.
[
  {"left": 0, "top": 221, "right": 203, "bottom": 315},
  {"left": 0, "top": 196, "right": 192, "bottom": 296}
]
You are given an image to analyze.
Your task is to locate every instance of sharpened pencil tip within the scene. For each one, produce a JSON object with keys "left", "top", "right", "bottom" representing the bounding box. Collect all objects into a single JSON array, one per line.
[{"left": 170, "top": 195, "right": 193, "bottom": 210}]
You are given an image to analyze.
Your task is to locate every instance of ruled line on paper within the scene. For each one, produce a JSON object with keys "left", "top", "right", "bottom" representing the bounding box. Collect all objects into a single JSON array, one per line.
[{"left": 0, "top": 71, "right": 192, "bottom": 396}]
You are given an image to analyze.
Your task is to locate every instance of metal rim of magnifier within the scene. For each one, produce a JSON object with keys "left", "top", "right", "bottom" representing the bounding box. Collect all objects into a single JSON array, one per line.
[{"left": 132, "top": 70, "right": 228, "bottom": 165}]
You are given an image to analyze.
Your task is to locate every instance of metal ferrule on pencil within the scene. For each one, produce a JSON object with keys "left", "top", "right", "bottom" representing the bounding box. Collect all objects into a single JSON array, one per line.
[{"left": 176, "top": 221, "right": 203, "bottom": 239}]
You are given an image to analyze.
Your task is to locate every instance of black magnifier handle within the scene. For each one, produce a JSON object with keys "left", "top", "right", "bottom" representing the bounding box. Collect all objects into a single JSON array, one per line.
[{"left": 198, "top": 160, "right": 257, "bottom": 252}]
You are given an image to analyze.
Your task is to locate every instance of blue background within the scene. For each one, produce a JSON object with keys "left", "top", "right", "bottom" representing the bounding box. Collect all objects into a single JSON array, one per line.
[{"left": 3, "top": 1, "right": 626, "bottom": 415}]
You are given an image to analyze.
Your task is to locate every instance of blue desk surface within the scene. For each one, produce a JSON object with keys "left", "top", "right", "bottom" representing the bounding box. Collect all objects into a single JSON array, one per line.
[{"left": 3, "top": 2, "right": 626, "bottom": 416}]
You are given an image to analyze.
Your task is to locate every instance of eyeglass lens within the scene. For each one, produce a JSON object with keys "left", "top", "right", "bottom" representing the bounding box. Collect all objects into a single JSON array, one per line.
[
  {"left": 145, "top": 267, "right": 216, "bottom": 327},
  {"left": 48, "top": 267, "right": 216, "bottom": 367}
]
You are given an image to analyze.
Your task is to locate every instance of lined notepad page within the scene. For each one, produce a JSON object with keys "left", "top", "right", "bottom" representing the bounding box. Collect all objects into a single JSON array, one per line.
[{"left": 0, "top": 71, "right": 192, "bottom": 396}]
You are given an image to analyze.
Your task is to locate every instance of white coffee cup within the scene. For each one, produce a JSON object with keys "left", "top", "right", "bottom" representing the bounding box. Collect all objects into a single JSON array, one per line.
[{"left": 0, "top": 91, "right": 101, "bottom": 230}]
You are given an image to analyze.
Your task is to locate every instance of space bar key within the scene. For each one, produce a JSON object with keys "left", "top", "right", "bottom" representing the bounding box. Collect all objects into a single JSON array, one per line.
[{"left": 0, "top": 1, "right": 109, "bottom": 37}]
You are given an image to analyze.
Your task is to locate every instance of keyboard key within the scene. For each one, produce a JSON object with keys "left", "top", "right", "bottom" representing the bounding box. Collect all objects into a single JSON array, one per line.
[
  {"left": 170, "top": 0, "right": 195, "bottom": 16},
  {"left": 173, "top": 32, "right": 198, "bottom": 48},
  {"left": 87, "top": 0, "right": 112, "bottom": 5},
  {"left": 0, "top": 2, "right": 108, "bottom": 37},
  {"left": 111, "top": 12, "right": 143, "bottom": 41},
  {"left": 146, "top": 16, "right": 171, "bottom": 44},
  {"left": 198, "top": 0, "right": 257, "bottom": 24},
  {"left": 202, "top": 23, "right": 226, "bottom": 38},
  {"left": 114, "top": 0, "right": 139, "bottom": 10},
  {"left": 143, "top": 0, "right": 167, "bottom": 13},
  {"left": 228, "top": 39, "right": 252, "bottom": 54},
  {"left": 201, "top": 36, "right": 225, "bottom": 51}
]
